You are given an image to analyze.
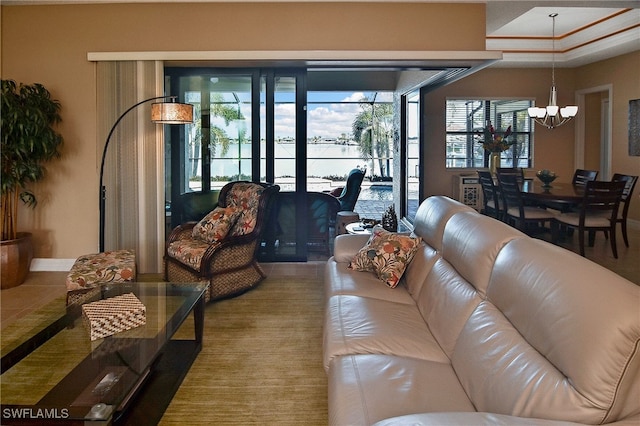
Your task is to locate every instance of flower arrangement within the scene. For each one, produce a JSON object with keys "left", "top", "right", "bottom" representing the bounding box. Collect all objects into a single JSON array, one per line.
[{"left": 482, "top": 124, "right": 515, "bottom": 153}]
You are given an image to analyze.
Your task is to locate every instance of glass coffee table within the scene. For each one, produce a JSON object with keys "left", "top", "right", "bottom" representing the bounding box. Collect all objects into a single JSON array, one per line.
[{"left": 1, "top": 281, "right": 207, "bottom": 425}]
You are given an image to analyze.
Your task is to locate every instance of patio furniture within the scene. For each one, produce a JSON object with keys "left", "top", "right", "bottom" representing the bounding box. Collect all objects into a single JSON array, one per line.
[
  {"left": 164, "top": 181, "right": 280, "bottom": 301},
  {"left": 333, "top": 168, "right": 365, "bottom": 212}
]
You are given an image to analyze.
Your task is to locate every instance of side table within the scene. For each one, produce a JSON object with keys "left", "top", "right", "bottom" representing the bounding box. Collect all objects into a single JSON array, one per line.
[
  {"left": 345, "top": 222, "right": 373, "bottom": 235},
  {"left": 336, "top": 211, "right": 360, "bottom": 235}
]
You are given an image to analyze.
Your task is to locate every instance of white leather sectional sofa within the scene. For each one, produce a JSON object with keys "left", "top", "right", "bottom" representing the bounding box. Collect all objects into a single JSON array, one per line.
[{"left": 324, "top": 196, "right": 640, "bottom": 425}]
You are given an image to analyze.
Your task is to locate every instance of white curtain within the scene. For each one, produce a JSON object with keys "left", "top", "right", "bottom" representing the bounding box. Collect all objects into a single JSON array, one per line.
[{"left": 96, "top": 61, "right": 165, "bottom": 273}]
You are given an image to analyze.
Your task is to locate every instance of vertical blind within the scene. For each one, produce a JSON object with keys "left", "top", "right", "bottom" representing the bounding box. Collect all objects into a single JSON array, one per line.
[{"left": 96, "top": 61, "right": 165, "bottom": 273}]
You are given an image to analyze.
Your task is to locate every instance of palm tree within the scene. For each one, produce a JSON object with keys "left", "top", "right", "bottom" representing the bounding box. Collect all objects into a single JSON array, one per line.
[
  {"left": 187, "top": 93, "right": 245, "bottom": 181},
  {"left": 352, "top": 95, "right": 393, "bottom": 178}
]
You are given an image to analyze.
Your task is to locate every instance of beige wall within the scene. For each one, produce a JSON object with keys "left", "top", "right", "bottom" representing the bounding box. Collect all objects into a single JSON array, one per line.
[
  {"left": 583, "top": 92, "right": 603, "bottom": 172},
  {"left": 1, "top": 3, "right": 638, "bottom": 260},
  {"left": 424, "top": 51, "right": 640, "bottom": 223},
  {"left": 575, "top": 51, "right": 640, "bottom": 222},
  {"left": 1, "top": 2, "right": 485, "bottom": 259},
  {"left": 424, "top": 67, "right": 577, "bottom": 197}
]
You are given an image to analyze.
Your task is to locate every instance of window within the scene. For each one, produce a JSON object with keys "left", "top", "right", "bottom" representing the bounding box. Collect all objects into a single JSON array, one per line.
[{"left": 445, "top": 99, "right": 534, "bottom": 169}]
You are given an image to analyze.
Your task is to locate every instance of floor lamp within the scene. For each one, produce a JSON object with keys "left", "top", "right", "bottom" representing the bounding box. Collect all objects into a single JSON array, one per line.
[{"left": 99, "top": 96, "right": 193, "bottom": 252}]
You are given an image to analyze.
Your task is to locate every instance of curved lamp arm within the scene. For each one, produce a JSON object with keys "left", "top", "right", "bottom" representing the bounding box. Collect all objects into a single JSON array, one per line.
[{"left": 99, "top": 95, "right": 192, "bottom": 252}]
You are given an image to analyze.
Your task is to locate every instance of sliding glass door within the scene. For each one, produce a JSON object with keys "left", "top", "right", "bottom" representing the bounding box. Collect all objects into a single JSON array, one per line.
[
  {"left": 401, "top": 89, "right": 422, "bottom": 224},
  {"left": 165, "top": 68, "right": 308, "bottom": 261}
]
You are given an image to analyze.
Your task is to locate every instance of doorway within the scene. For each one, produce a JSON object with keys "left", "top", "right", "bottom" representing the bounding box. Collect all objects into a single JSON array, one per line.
[
  {"left": 575, "top": 85, "right": 612, "bottom": 179},
  {"left": 165, "top": 68, "right": 309, "bottom": 261}
]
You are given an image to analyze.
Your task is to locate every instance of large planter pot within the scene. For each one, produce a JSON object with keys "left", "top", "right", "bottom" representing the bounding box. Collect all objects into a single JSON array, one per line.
[{"left": 1, "top": 232, "right": 33, "bottom": 289}]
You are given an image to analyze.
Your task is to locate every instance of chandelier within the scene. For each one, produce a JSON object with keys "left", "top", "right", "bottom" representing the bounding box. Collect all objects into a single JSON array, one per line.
[{"left": 528, "top": 13, "right": 578, "bottom": 129}]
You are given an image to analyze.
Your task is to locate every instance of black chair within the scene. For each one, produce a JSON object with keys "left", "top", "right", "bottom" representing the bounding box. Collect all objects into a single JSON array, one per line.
[
  {"left": 266, "top": 191, "right": 341, "bottom": 256},
  {"left": 497, "top": 172, "right": 556, "bottom": 234},
  {"left": 611, "top": 173, "right": 638, "bottom": 247},
  {"left": 552, "top": 180, "right": 625, "bottom": 258},
  {"left": 496, "top": 167, "right": 525, "bottom": 187},
  {"left": 572, "top": 169, "right": 598, "bottom": 186},
  {"left": 333, "top": 168, "right": 365, "bottom": 212},
  {"left": 477, "top": 170, "right": 501, "bottom": 219}
]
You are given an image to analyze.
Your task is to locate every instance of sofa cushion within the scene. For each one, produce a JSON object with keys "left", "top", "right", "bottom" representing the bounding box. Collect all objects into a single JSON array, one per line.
[
  {"left": 324, "top": 260, "right": 415, "bottom": 305},
  {"left": 452, "top": 238, "right": 640, "bottom": 424},
  {"left": 414, "top": 258, "right": 483, "bottom": 358},
  {"left": 373, "top": 412, "right": 582, "bottom": 426},
  {"left": 349, "top": 226, "right": 422, "bottom": 288},
  {"left": 402, "top": 243, "right": 439, "bottom": 298},
  {"left": 411, "top": 195, "right": 475, "bottom": 250},
  {"left": 441, "top": 211, "right": 524, "bottom": 298},
  {"left": 323, "top": 295, "right": 448, "bottom": 371},
  {"left": 328, "top": 354, "right": 475, "bottom": 426},
  {"left": 192, "top": 206, "right": 238, "bottom": 243}
]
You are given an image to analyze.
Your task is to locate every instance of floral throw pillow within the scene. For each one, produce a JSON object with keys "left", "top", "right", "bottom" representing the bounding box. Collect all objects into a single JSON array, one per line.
[
  {"left": 349, "top": 226, "right": 422, "bottom": 288},
  {"left": 192, "top": 206, "right": 239, "bottom": 243}
]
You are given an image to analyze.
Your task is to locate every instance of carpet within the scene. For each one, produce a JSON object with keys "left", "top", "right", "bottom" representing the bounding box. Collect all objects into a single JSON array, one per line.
[{"left": 159, "top": 273, "right": 328, "bottom": 425}]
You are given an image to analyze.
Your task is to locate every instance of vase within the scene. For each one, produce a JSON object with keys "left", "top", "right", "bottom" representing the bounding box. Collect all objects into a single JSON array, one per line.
[
  {"left": 489, "top": 152, "right": 501, "bottom": 176},
  {"left": 0, "top": 232, "right": 33, "bottom": 289}
]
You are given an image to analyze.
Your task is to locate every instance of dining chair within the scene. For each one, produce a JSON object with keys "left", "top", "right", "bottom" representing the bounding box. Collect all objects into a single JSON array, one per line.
[
  {"left": 496, "top": 167, "right": 525, "bottom": 186},
  {"left": 496, "top": 172, "right": 556, "bottom": 234},
  {"left": 572, "top": 169, "right": 598, "bottom": 186},
  {"left": 611, "top": 173, "right": 638, "bottom": 247},
  {"left": 477, "top": 170, "right": 502, "bottom": 219},
  {"left": 552, "top": 180, "right": 626, "bottom": 258}
]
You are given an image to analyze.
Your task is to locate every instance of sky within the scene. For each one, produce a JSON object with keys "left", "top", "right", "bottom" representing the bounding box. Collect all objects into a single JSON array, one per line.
[{"left": 208, "top": 91, "right": 397, "bottom": 140}]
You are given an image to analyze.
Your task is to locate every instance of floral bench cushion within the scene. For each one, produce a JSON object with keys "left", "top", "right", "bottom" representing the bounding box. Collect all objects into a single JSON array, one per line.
[{"left": 65, "top": 249, "right": 136, "bottom": 292}]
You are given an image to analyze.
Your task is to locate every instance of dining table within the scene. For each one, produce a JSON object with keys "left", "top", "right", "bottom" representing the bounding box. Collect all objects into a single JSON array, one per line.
[{"left": 521, "top": 180, "right": 585, "bottom": 210}]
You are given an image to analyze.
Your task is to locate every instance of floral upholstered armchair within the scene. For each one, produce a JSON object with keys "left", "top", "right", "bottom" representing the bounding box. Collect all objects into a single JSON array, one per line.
[{"left": 164, "top": 181, "right": 280, "bottom": 302}]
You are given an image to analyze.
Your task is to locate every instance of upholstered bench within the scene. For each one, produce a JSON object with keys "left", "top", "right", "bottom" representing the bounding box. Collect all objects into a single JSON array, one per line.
[{"left": 66, "top": 249, "right": 136, "bottom": 305}]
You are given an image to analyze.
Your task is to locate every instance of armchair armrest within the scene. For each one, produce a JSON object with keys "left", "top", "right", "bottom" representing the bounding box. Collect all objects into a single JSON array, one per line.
[{"left": 167, "top": 221, "right": 197, "bottom": 244}]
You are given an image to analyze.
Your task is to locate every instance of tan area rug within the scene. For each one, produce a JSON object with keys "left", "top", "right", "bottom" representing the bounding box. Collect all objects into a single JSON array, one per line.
[{"left": 160, "top": 274, "right": 328, "bottom": 425}]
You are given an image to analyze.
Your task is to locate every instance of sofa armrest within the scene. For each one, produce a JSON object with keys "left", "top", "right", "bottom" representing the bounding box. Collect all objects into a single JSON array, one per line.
[{"left": 332, "top": 234, "right": 371, "bottom": 263}]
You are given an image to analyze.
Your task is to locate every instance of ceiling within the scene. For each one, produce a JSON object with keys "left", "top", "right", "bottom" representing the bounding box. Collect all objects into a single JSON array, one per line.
[{"left": 486, "top": 1, "right": 640, "bottom": 67}]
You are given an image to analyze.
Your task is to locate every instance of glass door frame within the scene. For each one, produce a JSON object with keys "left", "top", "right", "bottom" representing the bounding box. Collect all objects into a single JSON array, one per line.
[
  {"left": 400, "top": 87, "right": 424, "bottom": 224},
  {"left": 165, "top": 67, "right": 310, "bottom": 261},
  {"left": 264, "top": 69, "right": 308, "bottom": 261}
]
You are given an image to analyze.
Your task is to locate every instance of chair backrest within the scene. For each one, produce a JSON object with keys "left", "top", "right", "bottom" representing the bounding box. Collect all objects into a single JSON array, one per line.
[
  {"left": 496, "top": 172, "right": 524, "bottom": 216},
  {"left": 496, "top": 167, "right": 524, "bottom": 186},
  {"left": 477, "top": 170, "right": 499, "bottom": 211},
  {"left": 612, "top": 173, "right": 638, "bottom": 205},
  {"left": 218, "top": 181, "right": 280, "bottom": 238},
  {"left": 572, "top": 169, "right": 598, "bottom": 186},
  {"left": 176, "top": 190, "right": 220, "bottom": 223},
  {"left": 580, "top": 180, "right": 625, "bottom": 221},
  {"left": 336, "top": 168, "right": 365, "bottom": 211}
]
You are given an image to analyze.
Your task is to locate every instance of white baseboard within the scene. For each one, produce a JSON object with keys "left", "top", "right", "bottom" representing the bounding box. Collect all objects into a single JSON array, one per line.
[{"left": 30, "top": 258, "right": 76, "bottom": 272}]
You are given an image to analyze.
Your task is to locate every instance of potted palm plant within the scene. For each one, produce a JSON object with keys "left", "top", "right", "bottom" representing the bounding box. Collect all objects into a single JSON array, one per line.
[{"left": 1, "top": 79, "right": 63, "bottom": 288}]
